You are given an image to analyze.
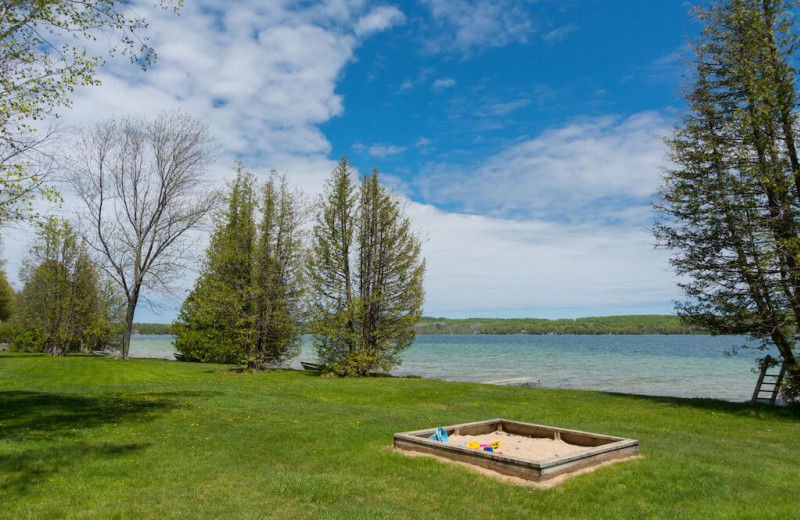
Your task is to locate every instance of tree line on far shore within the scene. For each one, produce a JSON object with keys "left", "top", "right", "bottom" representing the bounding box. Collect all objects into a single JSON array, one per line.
[
  {"left": 124, "top": 314, "right": 698, "bottom": 337},
  {"left": 414, "top": 315, "right": 699, "bottom": 335}
]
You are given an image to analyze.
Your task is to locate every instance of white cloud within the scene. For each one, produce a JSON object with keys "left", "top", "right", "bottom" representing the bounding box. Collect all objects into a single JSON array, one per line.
[
  {"left": 398, "top": 78, "right": 415, "bottom": 92},
  {"left": 59, "top": 0, "right": 406, "bottom": 191},
  {"left": 474, "top": 98, "right": 530, "bottom": 117},
  {"left": 408, "top": 202, "right": 678, "bottom": 317},
  {"left": 414, "top": 112, "right": 671, "bottom": 222},
  {"left": 543, "top": 23, "right": 578, "bottom": 44},
  {"left": 420, "top": 0, "right": 535, "bottom": 55},
  {"left": 368, "top": 143, "right": 407, "bottom": 157},
  {"left": 1, "top": 0, "right": 405, "bottom": 306},
  {"left": 396, "top": 67, "right": 434, "bottom": 93},
  {"left": 355, "top": 5, "right": 405, "bottom": 37},
  {"left": 432, "top": 78, "right": 456, "bottom": 91},
  {"left": 399, "top": 111, "right": 680, "bottom": 317}
]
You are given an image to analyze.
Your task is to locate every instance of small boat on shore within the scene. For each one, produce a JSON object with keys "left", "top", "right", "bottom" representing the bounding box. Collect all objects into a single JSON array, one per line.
[
  {"left": 301, "top": 361, "right": 321, "bottom": 371},
  {"left": 482, "top": 377, "right": 540, "bottom": 388}
]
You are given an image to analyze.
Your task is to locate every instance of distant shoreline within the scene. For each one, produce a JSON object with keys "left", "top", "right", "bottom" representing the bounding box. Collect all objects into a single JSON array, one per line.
[{"left": 133, "top": 315, "right": 699, "bottom": 337}]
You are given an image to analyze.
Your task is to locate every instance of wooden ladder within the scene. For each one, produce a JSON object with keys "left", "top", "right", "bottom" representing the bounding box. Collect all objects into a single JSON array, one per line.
[{"left": 751, "top": 355, "right": 786, "bottom": 405}]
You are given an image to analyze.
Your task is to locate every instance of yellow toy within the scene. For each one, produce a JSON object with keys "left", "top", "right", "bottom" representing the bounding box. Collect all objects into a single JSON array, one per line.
[{"left": 465, "top": 440, "right": 501, "bottom": 451}]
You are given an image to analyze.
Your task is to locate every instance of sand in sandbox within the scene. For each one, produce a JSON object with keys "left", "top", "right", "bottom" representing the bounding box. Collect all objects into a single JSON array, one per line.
[{"left": 448, "top": 431, "right": 589, "bottom": 461}]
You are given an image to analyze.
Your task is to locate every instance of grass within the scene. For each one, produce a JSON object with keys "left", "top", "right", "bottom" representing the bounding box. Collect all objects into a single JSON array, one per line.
[{"left": 1, "top": 353, "right": 798, "bottom": 520}]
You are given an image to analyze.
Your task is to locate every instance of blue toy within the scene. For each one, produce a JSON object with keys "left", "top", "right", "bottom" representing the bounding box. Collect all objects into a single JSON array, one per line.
[{"left": 428, "top": 427, "right": 449, "bottom": 443}]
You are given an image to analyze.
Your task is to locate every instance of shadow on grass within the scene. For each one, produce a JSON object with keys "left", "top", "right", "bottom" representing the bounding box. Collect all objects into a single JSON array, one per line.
[
  {"left": 599, "top": 391, "right": 800, "bottom": 421},
  {"left": 215, "top": 364, "right": 423, "bottom": 379},
  {"left": 0, "top": 441, "right": 151, "bottom": 498},
  {"left": 0, "top": 390, "right": 208, "bottom": 498},
  {"left": 0, "top": 390, "right": 205, "bottom": 441},
  {"left": 0, "top": 352, "right": 46, "bottom": 359},
  {"left": 217, "top": 366, "right": 335, "bottom": 377},
  {"left": 0, "top": 352, "right": 116, "bottom": 359}
]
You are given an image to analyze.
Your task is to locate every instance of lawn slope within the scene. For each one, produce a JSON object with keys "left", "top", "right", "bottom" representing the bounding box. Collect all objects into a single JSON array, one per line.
[{"left": 1, "top": 353, "right": 797, "bottom": 520}]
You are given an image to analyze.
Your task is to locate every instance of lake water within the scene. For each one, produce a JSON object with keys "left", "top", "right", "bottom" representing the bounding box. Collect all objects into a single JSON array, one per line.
[{"left": 129, "top": 334, "right": 772, "bottom": 402}]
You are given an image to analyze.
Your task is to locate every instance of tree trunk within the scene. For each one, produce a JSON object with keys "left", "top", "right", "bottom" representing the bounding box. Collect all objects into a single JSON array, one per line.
[{"left": 121, "top": 288, "right": 140, "bottom": 360}]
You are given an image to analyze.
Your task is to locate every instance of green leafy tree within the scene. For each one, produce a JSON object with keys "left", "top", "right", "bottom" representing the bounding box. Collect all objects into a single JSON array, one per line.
[
  {"left": 0, "top": 264, "right": 13, "bottom": 322},
  {"left": 308, "top": 158, "right": 357, "bottom": 363},
  {"left": 0, "top": 0, "right": 182, "bottom": 228},
  {"left": 14, "top": 217, "right": 120, "bottom": 355},
  {"left": 174, "top": 166, "right": 257, "bottom": 363},
  {"left": 174, "top": 167, "right": 306, "bottom": 367},
  {"left": 655, "top": 0, "right": 800, "bottom": 400},
  {"left": 309, "top": 159, "right": 425, "bottom": 376},
  {"left": 249, "top": 172, "right": 306, "bottom": 368}
]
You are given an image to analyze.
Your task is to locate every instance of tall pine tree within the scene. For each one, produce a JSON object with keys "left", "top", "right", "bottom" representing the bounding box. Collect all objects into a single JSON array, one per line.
[
  {"left": 174, "top": 166, "right": 305, "bottom": 367},
  {"left": 656, "top": 0, "right": 800, "bottom": 400},
  {"left": 308, "top": 158, "right": 358, "bottom": 366},
  {"left": 250, "top": 172, "right": 306, "bottom": 368},
  {"left": 174, "top": 165, "right": 257, "bottom": 363},
  {"left": 309, "top": 159, "right": 425, "bottom": 376}
]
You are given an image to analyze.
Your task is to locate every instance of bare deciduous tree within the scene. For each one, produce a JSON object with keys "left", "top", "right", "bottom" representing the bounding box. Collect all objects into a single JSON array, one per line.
[{"left": 69, "top": 111, "right": 219, "bottom": 359}]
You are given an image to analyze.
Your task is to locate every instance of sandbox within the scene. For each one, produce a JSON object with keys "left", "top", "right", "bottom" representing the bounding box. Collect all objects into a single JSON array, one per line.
[{"left": 394, "top": 418, "right": 638, "bottom": 483}]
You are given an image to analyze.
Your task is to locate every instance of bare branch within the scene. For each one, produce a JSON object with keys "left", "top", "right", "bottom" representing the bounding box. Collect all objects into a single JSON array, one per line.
[{"left": 67, "top": 111, "right": 220, "bottom": 359}]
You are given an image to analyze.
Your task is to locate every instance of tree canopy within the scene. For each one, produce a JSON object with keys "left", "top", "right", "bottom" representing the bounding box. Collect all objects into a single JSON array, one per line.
[
  {"left": 656, "top": 0, "right": 800, "bottom": 400},
  {"left": 174, "top": 166, "right": 306, "bottom": 368},
  {"left": 13, "top": 217, "right": 120, "bottom": 355},
  {"left": 0, "top": 264, "right": 13, "bottom": 322},
  {"left": 309, "top": 159, "right": 425, "bottom": 376},
  {"left": 0, "top": 0, "right": 181, "bottom": 227}
]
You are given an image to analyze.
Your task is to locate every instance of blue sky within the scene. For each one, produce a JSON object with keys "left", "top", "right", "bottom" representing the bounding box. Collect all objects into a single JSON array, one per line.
[
  {"left": 2, "top": 0, "right": 700, "bottom": 322},
  {"left": 329, "top": 0, "right": 690, "bottom": 177}
]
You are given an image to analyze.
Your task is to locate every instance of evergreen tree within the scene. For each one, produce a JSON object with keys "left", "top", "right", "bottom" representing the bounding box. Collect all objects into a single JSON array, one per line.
[
  {"left": 174, "top": 166, "right": 306, "bottom": 367},
  {"left": 174, "top": 166, "right": 257, "bottom": 363},
  {"left": 0, "top": 265, "right": 13, "bottom": 322},
  {"left": 309, "top": 159, "right": 425, "bottom": 376},
  {"left": 308, "top": 158, "right": 358, "bottom": 367},
  {"left": 655, "top": 0, "right": 800, "bottom": 400},
  {"left": 249, "top": 172, "right": 306, "bottom": 369},
  {"left": 14, "top": 218, "right": 118, "bottom": 355}
]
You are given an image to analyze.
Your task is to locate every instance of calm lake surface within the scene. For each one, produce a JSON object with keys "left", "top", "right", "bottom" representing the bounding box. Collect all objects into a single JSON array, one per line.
[{"left": 129, "top": 334, "right": 771, "bottom": 402}]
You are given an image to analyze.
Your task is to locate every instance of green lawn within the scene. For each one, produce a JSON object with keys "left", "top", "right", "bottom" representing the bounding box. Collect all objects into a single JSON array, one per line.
[{"left": 1, "top": 353, "right": 798, "bottom": 520}]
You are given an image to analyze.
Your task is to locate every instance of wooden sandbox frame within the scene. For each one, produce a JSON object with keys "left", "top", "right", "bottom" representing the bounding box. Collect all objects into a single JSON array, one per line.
[{"left": 394, "top": 418, "right": 639, "bottom": 482}]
